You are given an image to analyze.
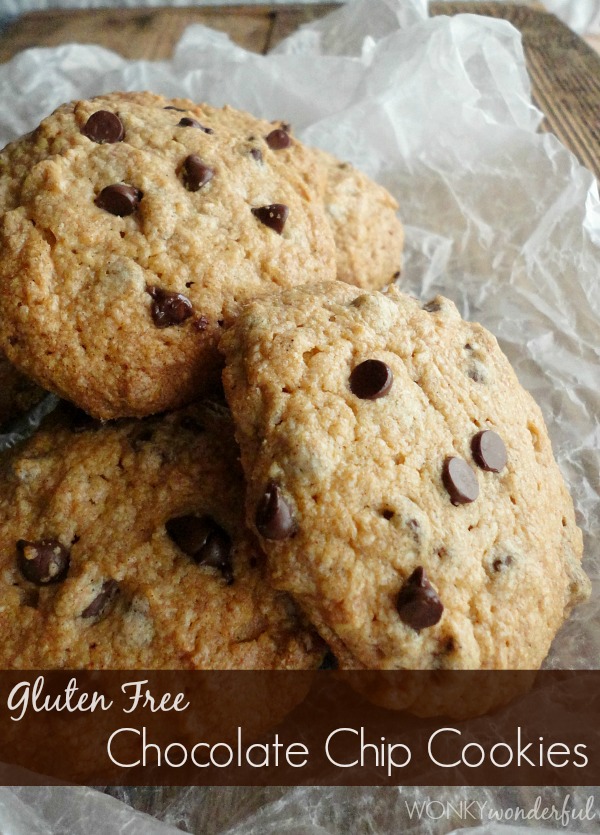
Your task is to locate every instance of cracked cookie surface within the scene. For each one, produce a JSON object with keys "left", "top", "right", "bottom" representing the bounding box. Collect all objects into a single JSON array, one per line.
[
  {"left": 0, "top": 401, "right": 323, "bottom": 669},
  {"left": 221, "top": 282, "right": 589, "bottom": 670}
]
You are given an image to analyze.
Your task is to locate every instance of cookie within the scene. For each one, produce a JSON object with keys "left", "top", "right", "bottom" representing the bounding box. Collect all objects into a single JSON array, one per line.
[
  {"left": 0, "top": 352, "right": 46, "bottom": 428},
  {"left": 126, "top": 102, "right": 403, "bottom": 289},
  {"left": 0, "top": 92, "right": 336, "bottom": 419},
  {"left": 0, "top": 401, "right": 324, "bottom": 669},
  {"left": 221, "top": 282, "right": 589, "bottom": 671},
  {"left": 0, "top": 93, "right": 403, "bottom": 420},
  {"left": 308, "top": 148, "right": 403, "bottom": 288}
]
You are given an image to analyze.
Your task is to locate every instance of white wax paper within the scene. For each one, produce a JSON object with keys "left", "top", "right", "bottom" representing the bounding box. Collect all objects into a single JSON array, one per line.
[{"left": 0, "top": 0, "right": 598, "bottom": 830}]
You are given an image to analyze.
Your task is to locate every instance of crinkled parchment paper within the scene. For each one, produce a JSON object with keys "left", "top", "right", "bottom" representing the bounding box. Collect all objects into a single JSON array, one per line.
[{"left": 0, "top": 0, "right": 598, "bottom": 831}]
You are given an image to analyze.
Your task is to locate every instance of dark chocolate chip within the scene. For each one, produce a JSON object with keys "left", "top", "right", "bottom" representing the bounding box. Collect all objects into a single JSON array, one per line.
[
  {"left": 349, "top": 359, "right": 393, "bottom": 400},
  {"left": 442, "top": 457, "right": 479, "bottom": 505},
  {"left": 81, "top": 111, "right": 124, "bottom": 144},
  {"left": 265, "top": 128, "right": 291, "bottom": 150},
  {"left": 396, "top": 566, "right": 444, "bottom": 631},
  {"left": 166, "top": 515, "right": 233, "bottom": 583},
  {"left": 182, "top": 155, "right": 214, "bottom": 192},
  {"left": 177, "top": 117, "right": 212, "bottom": 133},
  {"left": 17, "top": 539, "right": 70, "bottom": 585},
  {"left": 250, "top": 148, "right": 263, "bottom": 162},
  {"left": 95, "top": 184, "right": 142, "bottom": 216},
  {"left": 471, "top": 430, "right": 507, "bottom": 473},
  {"left": 81, "top": 579, "right": 120, "bottom": 619},
  {"left": 147, "top": 286, "right": 193, "bottom": 328},
  {"left": 251, "top": 204, "right": 289, "bottom": 235},
  {"left": 492, "top": 555, "right": 513, "bottom": 573},
  {"left": 196, "top": 527, "right": 233, "bottom": 584},
  {"left": 256, "top": 482, "right": 295, "bottom": 540},
  {"left": 423, "top": 300, "right": 442, "bottom": 312},
  {"left": 319, "top": 651, "right": 339, "bottom": 670},
  {"left": 194, "top": 315, "right": 209, "bottom": 332},
  {"left": 164, "top": 106, "right": 187, "bottom": 112}
]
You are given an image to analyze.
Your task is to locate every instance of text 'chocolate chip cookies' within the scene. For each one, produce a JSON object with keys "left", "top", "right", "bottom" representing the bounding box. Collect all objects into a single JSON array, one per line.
[
  {"left": 221, "top": 282, "right": 590, "bottom": 672},
  {"left": 0, "top": 92, "right": 403, "bottom": 419},
  {"left": 0, "top": 402, "right": 323, "bottom": 669}
]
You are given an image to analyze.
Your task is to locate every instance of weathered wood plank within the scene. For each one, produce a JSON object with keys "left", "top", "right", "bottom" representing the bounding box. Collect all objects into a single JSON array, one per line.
[{"left": 0, "top": 6, "right": 274, "bottom": 62}]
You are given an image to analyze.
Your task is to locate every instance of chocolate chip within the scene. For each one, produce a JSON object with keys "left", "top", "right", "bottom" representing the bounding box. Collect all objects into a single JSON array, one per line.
[
  {"left": 182, "top": 155, "right": 214, "bottom": 192},
  {"left": 251, "top": 204, "right": 289, "bottom": 235},
  {"left": 492, "top": 555, "right": 513, "bottom": 573},
  {"left": 265, "top": 128, "right": 291, "bottom": 150},
  {"left": 423, "top": 300, "right": 441, "bottom": 313},
  {"left": 349, "top": 359, "right": 393, "bottom": 400},
  {"left": 17, "top": 539, "right": 70, "bottom": 585},
  {"left": 178, "top": 117, "right": 212, "bottom": 133},
  {"left": 396, "top": 567, "right": 443, "bottom": 631},
  {"left": 147, "top": 286, "right": 193, "bottom": 328},
  {"left": 319, "top": 651, "right": 339, "bottom": 670},
  {"left": 81, "top": 111, "right": 124, "bottom": 144},
  {"left": 471, "top": 430, "right": 507, "bottom": 473},
  {"left": 81, "top": 579, "right": 120, "bottom": 619},
  {"left": 256, "top": 482, "right": 295, "bottom": 540},
  {"left": 250, "top": 148, "right": 263, "bottom": 162},
  {"left": 194, "top": 315, "right": 209, "bottom": 331},
  {"left": 164, "top": 106, "right": 187, "bottom": 112},
  {"left": 166, "top": 515, "right": 233, "bottom": 583},
  {"left": 95, "top": 184, "right": 142, "bottom": 216},
  {"left": 442, "top": 457, "right": 479, "bottom": 505}
]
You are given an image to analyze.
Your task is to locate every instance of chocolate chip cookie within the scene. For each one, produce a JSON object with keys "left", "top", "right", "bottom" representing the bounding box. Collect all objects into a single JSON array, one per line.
[
  {"left": 307, "top": 148, "right": 404, "bottom": 288},
  {"left": 221, "top": 282, "right": 589, "bottom": 671},
  {"left": 0, "top": 92, "right": 403, "bottom": 420},
  {"left": 0, "top": 401, "right": 323, "bottom": 669},
  {"left": 142, "top": 102, "right": 403, "bottom": 289},
  {"left": 0, "top": 92, "right": 336, "bottom": 419}
]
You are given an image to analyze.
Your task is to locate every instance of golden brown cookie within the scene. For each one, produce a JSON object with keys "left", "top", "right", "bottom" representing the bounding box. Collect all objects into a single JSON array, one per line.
[
  {"left": 221, "top": 282, "right": 589, "bottom": 671},
  {"left": 0, "top": 93, "right": 403, "bottom": 420},
  {"left": 0, "top": 401, "right": 324, "bottom": 669},
  {"left": 0, "top": 92, "right": 336, "bottom": 419},
  {"left": 308, "top": 148, "right": 404, "bottom": 288}
]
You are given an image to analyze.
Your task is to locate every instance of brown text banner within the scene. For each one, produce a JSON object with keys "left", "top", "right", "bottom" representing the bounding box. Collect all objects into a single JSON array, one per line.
[{"left": 0, "top": 670, "right": 598, "bottom": 786}]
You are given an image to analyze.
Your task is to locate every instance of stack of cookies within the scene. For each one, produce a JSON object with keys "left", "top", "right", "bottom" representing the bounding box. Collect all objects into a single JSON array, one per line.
[{"left": 0, "top": 92, "right": 588, "bottom": 673}]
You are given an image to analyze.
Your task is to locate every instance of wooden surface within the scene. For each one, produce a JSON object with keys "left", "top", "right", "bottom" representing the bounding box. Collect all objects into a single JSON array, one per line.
[{"left": 0, "top": 3, "right": 598, "bottom": 177}]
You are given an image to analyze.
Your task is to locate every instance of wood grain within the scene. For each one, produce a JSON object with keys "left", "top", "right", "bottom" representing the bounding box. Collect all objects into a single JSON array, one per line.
[
  {"left": 0, "top": 6, "right": 275, "bottom": 61},
  {"left": 430, "top": 3, "right": 600, "bottom": 177},
  {"left": 0, "top": 3, "right": 597, "bottom": 177}
]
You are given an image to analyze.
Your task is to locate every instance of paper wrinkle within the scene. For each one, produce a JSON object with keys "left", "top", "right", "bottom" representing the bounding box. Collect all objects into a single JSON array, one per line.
[{"left": 0, "top": 0, "right": 598, "bottom": 830}]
